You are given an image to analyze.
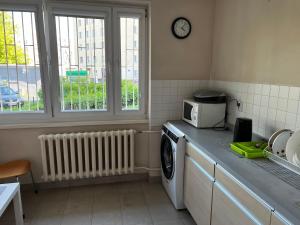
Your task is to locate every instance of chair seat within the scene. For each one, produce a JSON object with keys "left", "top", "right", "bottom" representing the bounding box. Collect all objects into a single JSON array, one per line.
[{"left": 0, "top": 160, "right": 31, "bottom": 179}]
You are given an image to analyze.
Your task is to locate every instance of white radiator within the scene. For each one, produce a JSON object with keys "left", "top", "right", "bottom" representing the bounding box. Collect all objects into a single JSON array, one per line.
[{"left": 38, "top": 130, "right": 136, "bottom": 182}]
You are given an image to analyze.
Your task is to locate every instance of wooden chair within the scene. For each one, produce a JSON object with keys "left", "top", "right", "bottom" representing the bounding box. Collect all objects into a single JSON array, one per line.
[{"left": 0, "top": 160, "right": 38, "bottom": 193}]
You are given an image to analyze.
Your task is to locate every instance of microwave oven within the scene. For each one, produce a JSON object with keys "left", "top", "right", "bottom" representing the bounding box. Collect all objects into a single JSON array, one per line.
[{"left": 182, "top": 99, "right": 226, "bottom": 128}]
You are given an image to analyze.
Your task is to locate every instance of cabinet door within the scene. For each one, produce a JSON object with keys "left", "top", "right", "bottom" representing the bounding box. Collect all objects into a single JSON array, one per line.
[
  {"left": 215, "top": 165, "right": 272, "bottom": 225},
  {"left": 186, "top": 142, "right": 215, "bottom": 177},
  {"left": 211, "top": 182, "right": 258, "bottom": 225},
  {"left": 184, "top": 155, "right": 214, "bottom": 225},
  {"left": 271, "top": 212, "right": 292, "bottom": 225}
]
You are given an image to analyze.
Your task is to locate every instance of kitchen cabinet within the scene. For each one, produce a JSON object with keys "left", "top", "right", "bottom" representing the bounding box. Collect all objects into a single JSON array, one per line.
[
  {"left": 185, "top": 142, "right": 215, "bottom": 177},
  {"left": 172, "top": 122, "right": 298, "bottom": 225},
  {"left": 271, "top": 212, "right": 292, "bottom": 225},
  {"left": 215, "top": 165, "right": 272, "bottom": 225},
  {"left": 184, "top": 142, "right": 215, "bottom": 225},
  {"left": 184, "top": 142, "right": 272, "bottom": 225},
  {"left": 211, "top": 181, "right": 258, "bottom": 225}
]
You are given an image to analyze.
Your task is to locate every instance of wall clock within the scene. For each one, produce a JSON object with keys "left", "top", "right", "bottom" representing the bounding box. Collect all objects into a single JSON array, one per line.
[{"left": 171, "top": 17, "right": 192, "bottom": 39}]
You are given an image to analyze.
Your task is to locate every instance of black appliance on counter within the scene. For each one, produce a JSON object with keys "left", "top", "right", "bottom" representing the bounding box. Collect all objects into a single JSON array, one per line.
[{"left": 233, "top": 118, "right": 252, "bottom": 142}]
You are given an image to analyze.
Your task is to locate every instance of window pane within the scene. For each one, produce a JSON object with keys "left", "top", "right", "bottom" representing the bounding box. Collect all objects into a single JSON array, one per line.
[
  {"left": 55, "top": 16, "right": 107, "bottom": 112},
  {"left": 120, "top": 17, "right": 139, "bottom": 111},
  {"left": 0, "top": 10, "right": 44, "bottom": 113}
]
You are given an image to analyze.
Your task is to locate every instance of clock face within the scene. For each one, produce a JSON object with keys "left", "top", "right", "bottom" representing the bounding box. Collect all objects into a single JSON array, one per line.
[{"left": 172, "top": 17, "right": 191, "bottom": 39}]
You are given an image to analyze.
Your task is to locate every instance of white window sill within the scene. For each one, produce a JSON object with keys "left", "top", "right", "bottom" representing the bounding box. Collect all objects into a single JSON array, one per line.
[{"left": 0, "top": 119, "right": 149, "bottom": 130}]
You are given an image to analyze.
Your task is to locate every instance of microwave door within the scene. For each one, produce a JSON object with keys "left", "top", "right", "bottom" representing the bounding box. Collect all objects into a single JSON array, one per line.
[{"left": 184, "top": 102, "right": 193, "bottom": 120}]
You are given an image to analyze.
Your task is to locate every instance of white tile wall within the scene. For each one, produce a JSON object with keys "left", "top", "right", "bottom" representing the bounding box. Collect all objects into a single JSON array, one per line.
[
  {"left": 210, "top": 80, "right": 300, "bottom": 138},
  {"left": 150, "top": 80, "right": 209, "bottom": 126},
  {"left": 150, "top": 79, "right": 300, "bottom": 139}
]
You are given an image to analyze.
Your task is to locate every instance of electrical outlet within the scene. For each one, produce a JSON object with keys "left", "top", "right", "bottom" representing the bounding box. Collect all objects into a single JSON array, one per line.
[{"left": 237, "top": 101, "right": 243, "bottom": 112}]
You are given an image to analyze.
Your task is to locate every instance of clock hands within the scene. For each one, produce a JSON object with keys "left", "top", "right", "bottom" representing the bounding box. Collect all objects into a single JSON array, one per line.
[{"left": 180, "top": 24, "right": 188, "bottom": 32}]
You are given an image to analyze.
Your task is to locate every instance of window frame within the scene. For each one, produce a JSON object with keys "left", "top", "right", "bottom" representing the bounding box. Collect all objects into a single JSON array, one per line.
[
  {"left": 0, "top": 0, "right": 149, "bottom": 125},
  {"left": 46, "top": 3, "right": 114, "bottom": 121},
  {"left": 47, "top": 2, "right": 148, "bottom": 121},
  {"left": 113, "top": 7, "right": 147, "bottom": 118},
  {"left": 0, "top": 0, "right": 52, "bottom": 123}
]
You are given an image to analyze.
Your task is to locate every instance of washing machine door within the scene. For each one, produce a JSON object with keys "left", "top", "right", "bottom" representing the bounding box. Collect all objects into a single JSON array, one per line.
[{"left": 161, "top": 134, "right": 174, "bottom": 180}]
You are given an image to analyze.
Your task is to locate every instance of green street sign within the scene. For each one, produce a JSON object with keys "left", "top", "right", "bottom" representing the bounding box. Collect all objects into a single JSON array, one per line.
[{"left": 66, "top": 70, "right": 88, "bottom": 76}]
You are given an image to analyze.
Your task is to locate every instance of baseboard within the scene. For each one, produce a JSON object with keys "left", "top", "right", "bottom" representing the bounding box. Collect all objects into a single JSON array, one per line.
[
  {"left": 147, "top": 169, "right": 161, "bottom": 183},
  {"left": 21, "top": 172, "right": 148, "bottom": 191},
  {"left": 148, "top": 169, "right": 161, "bottom": 177}
]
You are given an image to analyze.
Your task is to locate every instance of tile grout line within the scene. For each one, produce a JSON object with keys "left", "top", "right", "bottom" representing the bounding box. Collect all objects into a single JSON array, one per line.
[
  {"left": 90, "top": 186, "right": 96, "bottom": 225},
  {"left": 141, "top": 183, "right": 155, "bottom": 225},
  {"left": 118, "top": 184, "right": 125, "bottom": 225},
  {"left": 59, "top": 187, "right": 71, "bottom": 225}
]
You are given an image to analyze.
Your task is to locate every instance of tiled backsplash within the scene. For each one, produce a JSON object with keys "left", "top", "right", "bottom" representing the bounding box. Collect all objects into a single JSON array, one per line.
[
  {"left": 151, "top": 80, "right": 209, "bottom": 126},
  {"left": 210, "top": 80, "right": 300, "bottom": 138},
  {"left": 151, "top": 79, "right": 300, "bottom": 139}
]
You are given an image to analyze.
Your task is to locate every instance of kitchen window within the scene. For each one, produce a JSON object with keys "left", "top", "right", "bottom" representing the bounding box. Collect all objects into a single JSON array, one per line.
[
  {"left": 0, "top": 1, "right": 148, "bottom": 124},
  {"left": 0, "top": 9, "right": 45, "bottom": 113},
  {"left": 113, "top": 8, "right": 146, "bottom": 115}
]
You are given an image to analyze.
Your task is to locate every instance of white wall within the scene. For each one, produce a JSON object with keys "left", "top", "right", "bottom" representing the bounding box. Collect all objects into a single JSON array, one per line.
[
  {"left": 151, "top": 0, "right": 215, "bottom": 80},
  {"left": 212, "top": 0, "right": 300, "bottom": 86}
]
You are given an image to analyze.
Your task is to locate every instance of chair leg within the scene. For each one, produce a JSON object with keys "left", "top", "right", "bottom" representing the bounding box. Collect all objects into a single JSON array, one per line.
[{"left": 30, "top": 170, "right": 38, "bottom": 194}]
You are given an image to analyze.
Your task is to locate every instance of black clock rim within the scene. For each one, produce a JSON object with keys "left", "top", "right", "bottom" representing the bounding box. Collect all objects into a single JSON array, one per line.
[{"left": 171, "top": 17, "right": 192, "bottom": 39}]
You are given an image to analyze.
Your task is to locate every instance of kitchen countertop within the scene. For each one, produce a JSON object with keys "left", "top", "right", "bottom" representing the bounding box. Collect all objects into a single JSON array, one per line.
[{"left": 169, "top": 120, "right": 300, "bottom": 225}]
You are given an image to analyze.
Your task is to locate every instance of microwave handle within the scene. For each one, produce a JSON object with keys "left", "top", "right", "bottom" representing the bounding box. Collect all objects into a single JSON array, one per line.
[{"left": 183, "top": 101, "right": 195, "bottom": 121}]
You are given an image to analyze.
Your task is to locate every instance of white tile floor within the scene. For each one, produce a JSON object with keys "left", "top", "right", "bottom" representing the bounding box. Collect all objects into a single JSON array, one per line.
[{"left": 0, "top": 182, "right": 196, "bottom": 225}]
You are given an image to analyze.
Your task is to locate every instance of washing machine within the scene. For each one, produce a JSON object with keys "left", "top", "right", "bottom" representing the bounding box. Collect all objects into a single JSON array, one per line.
[{"left": 161, "top": 122, "right": 186, "bottom": 209}]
